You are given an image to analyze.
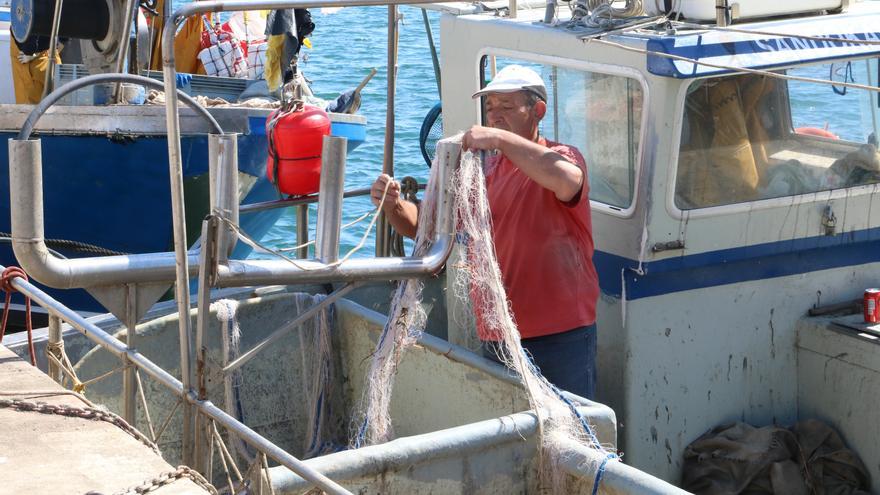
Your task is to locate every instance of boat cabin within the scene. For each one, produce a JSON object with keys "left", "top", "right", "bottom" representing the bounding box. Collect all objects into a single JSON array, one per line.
[{"left": 438, "top": 0, "right": 880, "bottom": 486}]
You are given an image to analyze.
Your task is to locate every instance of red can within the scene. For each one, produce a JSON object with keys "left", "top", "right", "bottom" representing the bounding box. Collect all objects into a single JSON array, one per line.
[{"left": 864, "top": 289, "right": 880, "bottom": 323}]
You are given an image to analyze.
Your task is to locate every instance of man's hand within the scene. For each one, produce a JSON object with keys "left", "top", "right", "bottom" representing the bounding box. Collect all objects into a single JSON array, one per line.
[
  {"left": 17, "top": 52, "right": 37, "bottom": 64},
  {"left": 370, "top": 173, "right": 402, "bottom": 213},
  {"left": 462, "top": 125, "right": 506, "bottom": 152},
  {"left": 370, "top": 173, "right": 419, "bottom": 239}
]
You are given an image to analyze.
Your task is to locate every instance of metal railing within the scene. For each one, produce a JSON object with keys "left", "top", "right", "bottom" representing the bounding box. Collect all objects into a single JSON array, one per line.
[{"left": 0, "top": 265, "right": 352, "bottom": 494}]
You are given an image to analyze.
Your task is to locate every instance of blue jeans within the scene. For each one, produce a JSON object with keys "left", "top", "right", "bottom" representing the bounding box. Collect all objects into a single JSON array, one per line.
[{"left": 481, "top": 324, "right": 597, "bottom": 400}]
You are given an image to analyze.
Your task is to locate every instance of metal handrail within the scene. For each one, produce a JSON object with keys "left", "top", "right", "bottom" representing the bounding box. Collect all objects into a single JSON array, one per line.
[{"left": 0, "top": 262, "right": 352, "bottom": 495}]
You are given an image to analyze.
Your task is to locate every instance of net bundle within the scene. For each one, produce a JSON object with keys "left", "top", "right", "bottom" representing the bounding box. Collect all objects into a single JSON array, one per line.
[{"left": 354, "top": 135, "right": 614, "bottom": 491}]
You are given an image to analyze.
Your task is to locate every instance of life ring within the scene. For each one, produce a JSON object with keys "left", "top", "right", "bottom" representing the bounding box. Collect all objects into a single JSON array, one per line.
[{"left": 795, "top": 127, "right": 839, "bottom": 140}]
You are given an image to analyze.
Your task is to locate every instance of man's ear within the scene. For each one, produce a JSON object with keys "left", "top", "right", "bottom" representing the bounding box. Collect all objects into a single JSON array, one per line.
[{"left": 534, "top": 100, "right": 547, "bottom": 120}]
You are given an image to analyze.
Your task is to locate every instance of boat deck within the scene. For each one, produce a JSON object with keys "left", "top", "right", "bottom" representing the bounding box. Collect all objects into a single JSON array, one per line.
[{"left": 0, "top": 345, "right": 209, "bottom": 494}]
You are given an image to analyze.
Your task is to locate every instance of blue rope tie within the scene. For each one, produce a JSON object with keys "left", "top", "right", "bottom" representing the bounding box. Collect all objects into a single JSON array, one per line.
[{"left": 591, "top": 452, "right": 618, "bottom": 495}]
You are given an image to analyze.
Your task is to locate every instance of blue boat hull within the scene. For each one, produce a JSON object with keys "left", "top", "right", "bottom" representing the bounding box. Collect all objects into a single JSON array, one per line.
[{"left": 1, "top": 114, "right": 367, "bottom": 314}]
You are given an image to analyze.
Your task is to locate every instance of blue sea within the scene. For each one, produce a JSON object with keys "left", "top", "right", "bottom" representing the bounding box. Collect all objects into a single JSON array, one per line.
[{"left": 253, "top": 6, "right": 442, "bottom": 257}]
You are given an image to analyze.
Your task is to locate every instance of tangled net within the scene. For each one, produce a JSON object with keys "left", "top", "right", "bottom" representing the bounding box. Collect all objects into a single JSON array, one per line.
[{"left": 353, "top": 135, "right": 615, "bottom": 491}]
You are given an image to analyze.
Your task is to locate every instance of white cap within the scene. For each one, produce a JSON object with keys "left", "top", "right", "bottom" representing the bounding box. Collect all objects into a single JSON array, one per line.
[{"left": 472, "top": 65, "right": 547, "bottom": 102}]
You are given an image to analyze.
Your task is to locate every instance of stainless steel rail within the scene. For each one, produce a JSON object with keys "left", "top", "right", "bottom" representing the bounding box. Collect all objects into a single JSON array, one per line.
[{"left": 0, "top": 262, "right": 354, "bottom": 495}]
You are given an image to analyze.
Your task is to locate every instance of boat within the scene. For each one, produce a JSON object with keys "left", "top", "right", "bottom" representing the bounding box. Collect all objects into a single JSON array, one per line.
[
  {"left": 0, "top": 0, "right": 367, "bottom": 319},
  {"left": 3, "top": 0, "right": 880, "bottom": 493}
]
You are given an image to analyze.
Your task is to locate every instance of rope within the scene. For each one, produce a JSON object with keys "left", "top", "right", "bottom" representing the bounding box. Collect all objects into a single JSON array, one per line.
[
  {"left": 0, "top": 398, "right": 161, "bottom": 456},
  {"left": 152, "top": 397, "right": 183, "bottom": 445},
  {"left": 210, "top": 420, "right": 241, "bottom": 494},
  {"left": 220, "top": 178, "right": 393, "bottom": 269},
  {"left": 587, "top": 37, "right": 880, "bottom": 94},
  {"left": 46, "top": 340, "right": 87, "bottom": 393},
  {"left": 0, "top": 233, "right": 129, "bottom": 256},
  {"left": 112, "top": 466, "right": 218, "bottom": 495},
  {"left": 260, "top": 452, "right": 276, "bottom": 495},
  {"left": 134, "top": 370, "right": 157, "bottom": 441},
  {"left": 1, "top": 266, "right": 35, "bottom": 366},
  {"left": 591, "top": 452, "right": 619, "bottom": 495}
]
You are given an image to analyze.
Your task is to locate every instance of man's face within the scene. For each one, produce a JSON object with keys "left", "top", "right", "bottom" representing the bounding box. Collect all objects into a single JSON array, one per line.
[{"left": 484, "top": 91, "right": 544, "bottom": 140}]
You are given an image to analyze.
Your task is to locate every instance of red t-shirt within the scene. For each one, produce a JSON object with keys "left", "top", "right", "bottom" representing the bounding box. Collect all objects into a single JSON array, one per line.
[{"left": 478, "top": 138, "right": 599, "bottom": 340}]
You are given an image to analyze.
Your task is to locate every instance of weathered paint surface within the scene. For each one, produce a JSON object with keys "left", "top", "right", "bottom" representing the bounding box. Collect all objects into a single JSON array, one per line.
[
  {"left": 598, "top": 263, "right": 880, "bottom": 483},
  {"left": 798, "top": 315, "right": 880, "bottom": 494}
]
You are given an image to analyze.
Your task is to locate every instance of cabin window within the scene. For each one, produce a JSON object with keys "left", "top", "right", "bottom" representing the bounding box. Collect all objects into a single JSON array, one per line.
[
  {"left": 480, "top": 56, "right": 643, "bottom": 209},
  {"left": 675, "top": 57, "right": 880, "bottom": 210}
]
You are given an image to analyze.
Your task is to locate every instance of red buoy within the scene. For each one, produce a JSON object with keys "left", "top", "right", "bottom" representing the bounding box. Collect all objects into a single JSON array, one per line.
[{"left": 267, "top": 105, "right": 332, "bottom": 196}]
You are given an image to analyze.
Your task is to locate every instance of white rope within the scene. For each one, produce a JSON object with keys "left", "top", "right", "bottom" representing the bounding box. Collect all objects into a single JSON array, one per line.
[{"left": 220, "top": 178, "right": 393, "bottom": 269}]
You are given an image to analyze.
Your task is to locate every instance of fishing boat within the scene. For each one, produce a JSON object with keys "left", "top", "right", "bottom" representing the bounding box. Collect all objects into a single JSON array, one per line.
[
  {"left": 4, "top": 0, "right": 880, "bottom": 493},
  {"left": 0, "top": 0, "right": 367, "bottom": 318}
]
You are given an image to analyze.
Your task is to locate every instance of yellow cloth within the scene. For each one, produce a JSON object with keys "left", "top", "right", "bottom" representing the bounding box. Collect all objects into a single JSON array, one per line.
[
  {"left": 148, "top": 0, "right": 210, "bottom": 74},
  {"left": 9, "top": 40, "right": 61, "bottom": 104},
  {"left": 264, "top": 34, "right": 286, "bottom": 91},
  {"left": 677, "top": 78, "right": 763, "bottom": 207}
]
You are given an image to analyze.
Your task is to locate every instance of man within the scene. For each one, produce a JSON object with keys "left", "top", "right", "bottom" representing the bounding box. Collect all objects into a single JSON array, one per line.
[
  {"left": 371, "top": 65, "right": 599, "bottom": 399},
  {"left": 10, "top": 34, "right": 61, "bottom": 104}
]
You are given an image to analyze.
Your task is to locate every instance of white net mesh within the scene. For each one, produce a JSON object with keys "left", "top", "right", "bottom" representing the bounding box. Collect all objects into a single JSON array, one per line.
[{"left": 353, "top": 135, "right": 614, "bottom": 491}]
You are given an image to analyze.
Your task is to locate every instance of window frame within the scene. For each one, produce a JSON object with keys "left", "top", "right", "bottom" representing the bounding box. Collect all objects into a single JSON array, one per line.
[
  {"left": 667, "top": 55, "right": 880, "bottom": 221},
  {"left": 477, "top": 48, "right": 650, "bottom": 218}
]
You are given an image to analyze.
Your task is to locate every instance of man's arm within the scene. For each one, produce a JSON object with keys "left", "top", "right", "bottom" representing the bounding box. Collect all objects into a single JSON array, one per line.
[
  {"left": 371, "top": 174, "right": 419, "bottom": 239},
  {"left": 462, "top": 126, "right": 584, "bottom": 202}
]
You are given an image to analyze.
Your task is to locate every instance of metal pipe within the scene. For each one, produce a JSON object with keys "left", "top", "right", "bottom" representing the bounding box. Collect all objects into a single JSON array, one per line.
[
  {"left": 169, "top": 0, "right": 442, "bottom": 18},
  {"left": 46, "top": 315, "right": 62, "bottom": 382},
  {"left": 8, "top": 138, "right": 196, "bottom": 289},
  {"left": 193, "top": 217, "right": 218, "bottom": 472},
  {"left": 40, "top": 0, "right": 65, "bottom": 99},
  {"left": 222, "top": 282, "right": 361, "bottom": 374},
  {"left": 238, "top": 184, "right": 426, "bottom": 214},
  {"left": 715, "top": 0, "right": 730, "bottom": 26},
  {"left": 315, "top": 136, "right": 347, "bottom": 264},
  {"left": 420, "top": 8, "right": 441, "bottom": 97},
  {"left": 557, "top": 440, "right": 689, "bottom": 494},
  {"left": 296, "top": 206, "right": 310, "bottom": 259},
  {"left": 1, "top": 264, "right": 353, "bottom": 495},
  {"left": 215, "top": 139, "right": 457, "bottom": 288},
  {"left": 217, "top": 233, "right": 452, "bottom": 287},
  {"left": 113, "top": 0, "right": 140, "bottom": 102},
  {"left": 123, "top": 284, "right": 138, "bottom": 424},
  {"left": 208, "top": 134, "right": 240, "bottom": 261},
  {"left": 156, "top": 10, "right": 205, "bottom": 465},
  {"left": 376, "top": 4, "right": 399, "bottom": 258},
  {"left": 543, "top": 0, "right": 555, "bottom": 23}
]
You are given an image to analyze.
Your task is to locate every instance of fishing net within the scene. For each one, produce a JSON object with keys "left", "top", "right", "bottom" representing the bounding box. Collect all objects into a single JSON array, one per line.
[
  {"left": 354, "top": 135, "right": 616, "bottom": 491},
  {"left": 213, "top": 293, "right": 340, "bottom": 461}
]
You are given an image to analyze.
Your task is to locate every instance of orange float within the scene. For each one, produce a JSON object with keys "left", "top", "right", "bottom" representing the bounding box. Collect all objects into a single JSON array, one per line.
[
  {"left": 267, "top": 105, "right": 332, "bottom": 196},
  {"left": 795, "top": 127, "right": 839, "bottom": 140}
]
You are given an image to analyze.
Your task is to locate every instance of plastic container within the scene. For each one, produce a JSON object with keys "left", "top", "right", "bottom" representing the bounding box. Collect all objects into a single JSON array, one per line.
[{"left": 93, "top": 83, "right": 146, "bottom": 105}]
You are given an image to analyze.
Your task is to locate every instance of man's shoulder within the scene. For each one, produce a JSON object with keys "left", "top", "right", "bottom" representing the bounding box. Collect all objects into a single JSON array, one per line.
[{"left": 544, "top": 139, "right": 586, "bottom": 166}]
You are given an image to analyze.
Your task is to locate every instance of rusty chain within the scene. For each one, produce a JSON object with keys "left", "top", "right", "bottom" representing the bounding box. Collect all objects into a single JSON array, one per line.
[
  {"left": 111, "top": 466, "right": 218, "bottom": 495},
  {"left": 0, "top": 398, "right": 160, "bottom": 456}
]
